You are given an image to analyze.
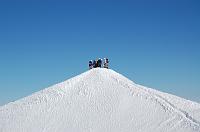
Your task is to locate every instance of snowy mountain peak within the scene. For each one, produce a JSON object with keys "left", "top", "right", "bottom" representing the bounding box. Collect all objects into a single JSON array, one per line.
[{"left": 0, "top": 68, "right": 200, "bottom": 132}]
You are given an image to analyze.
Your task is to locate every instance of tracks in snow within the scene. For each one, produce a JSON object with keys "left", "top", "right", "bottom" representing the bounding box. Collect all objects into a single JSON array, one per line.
[
  {"left": 136, "top": 84, "right": 200, "bottom": 128},
  {"left": 110, "top": 75, "right": 200, "bottom": 128}
]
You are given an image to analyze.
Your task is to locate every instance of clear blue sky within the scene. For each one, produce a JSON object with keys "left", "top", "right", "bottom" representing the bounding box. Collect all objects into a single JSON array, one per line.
[{"left": 0, "top": 0, "right": 200, "bottom": 105}]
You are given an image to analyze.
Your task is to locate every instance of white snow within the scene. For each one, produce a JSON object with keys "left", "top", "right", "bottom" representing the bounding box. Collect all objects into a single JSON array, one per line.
[{"left": 0, "top": 68, "right": 200, "bottom": 132}]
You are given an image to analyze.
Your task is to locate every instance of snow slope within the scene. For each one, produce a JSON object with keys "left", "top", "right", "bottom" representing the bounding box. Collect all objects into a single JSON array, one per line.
[{"left": 0, "top": 68, "right": 200, "bottom": 132}]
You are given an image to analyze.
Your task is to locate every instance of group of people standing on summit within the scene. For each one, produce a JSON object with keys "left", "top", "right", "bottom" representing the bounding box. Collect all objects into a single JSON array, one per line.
[{"left": 89, "top": 58, "right": 109, "bottom": 69}]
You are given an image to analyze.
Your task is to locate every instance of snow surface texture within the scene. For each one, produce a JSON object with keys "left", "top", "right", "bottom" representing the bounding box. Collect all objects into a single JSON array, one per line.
[{"left": 0, "top": 68, "right": 200, "bottom": 132}]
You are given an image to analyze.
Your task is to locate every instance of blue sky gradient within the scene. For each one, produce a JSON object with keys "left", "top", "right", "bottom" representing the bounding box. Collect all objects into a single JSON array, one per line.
[{"left": 0, "top": 0, "right": 200, "bottom": 105}]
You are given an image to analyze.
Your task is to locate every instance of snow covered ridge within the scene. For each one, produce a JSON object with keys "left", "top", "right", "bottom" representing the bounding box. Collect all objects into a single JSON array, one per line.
[{"left": 0, "top": 68, "right": 200, "bottom": 132}]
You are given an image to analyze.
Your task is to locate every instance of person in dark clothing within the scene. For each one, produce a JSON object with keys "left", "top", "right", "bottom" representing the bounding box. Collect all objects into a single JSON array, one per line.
[
  {"left": 93, "top": 60, "right": 97, "bottom": 68},
  {"left": 97, "top": 58, "right": 102, "bottom": 67},
  {"left": 89, "top": 60, "right": 93, "bottom": 69},
  {"left": 96, "top": 59, "right": 99, "bottom": 67}
]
